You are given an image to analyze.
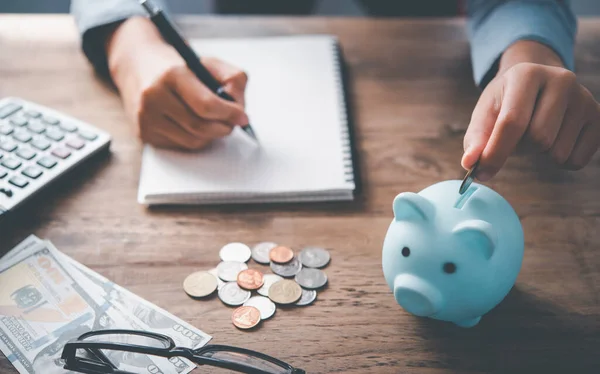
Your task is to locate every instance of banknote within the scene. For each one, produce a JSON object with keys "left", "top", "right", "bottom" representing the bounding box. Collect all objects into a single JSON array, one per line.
[
  {"left": 0, "top": 241, "right": 171, "bottom": 374},
  {"left": 45, "top": 242, "right": 211, "bottom": 374},
  {"left": 0, "top": 234, "right": 42, "bottom": 262},
  {"left": 0, "top": 237, "right": 207, "bottom": 374}
]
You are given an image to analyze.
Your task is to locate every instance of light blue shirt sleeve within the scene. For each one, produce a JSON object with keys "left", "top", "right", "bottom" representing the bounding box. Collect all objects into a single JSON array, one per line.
[
  {"left": 70, "top": 0, "right": 169, "bottom": 78},
  {"left": 467, "top": 0, "right": 577, "bottom": 88}
]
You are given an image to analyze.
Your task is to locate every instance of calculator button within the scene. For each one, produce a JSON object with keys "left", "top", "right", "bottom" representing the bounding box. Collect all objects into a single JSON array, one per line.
[
  {"left": 0, "top": 169, "right": 6, "bottom": 179},
  {"left": 27, "top": 121, "right": 46, "bottom": 134},
  {"left": 9, "top": 176, "right": 29, "bottom": 188},
  {"left": 37, "top": 156, "right": 57, "bottom": 169},
  {"left": 22, "top": 166, "right": 43, "bottom": 179},
  {"left": 10, "top": 117, "right": 28, "bottom": 127},
  {"left": 0, "top": 103, "right": 22, "bottom": 119},
  {"left": 59, "top": 122, "right": 78, "bottom": 132},
  {"left": 46, "top": 128, "right": 65, "bottom": 141},
  {"left": 0, "top": 124, "right": 13, "bottom": 135},
  {"left": 1, "top": 158, "right": 22, "bottom": 170},
  {"left": 13, "top": 131, "right": 32, "bottom": 143},
  {"left": 24, "top": 110, "right": 42, "bottom": 118},
  {"left": 51, "top": 147, "right": 71, "bottom": 159},
  {"left": 42, "top": 116, "right": 60, "bottom": 126},
  {"left": 31, "top": 138, "right": 51, "bottom": 151},
  {"left": 0, "top": 188, "right": 12, "bottom": 197},
  {"left": 66, "top": 138, "right": 85, "bottom": 150},
  {"left": 0, "top": 141, "right": 18, "bottom": 152},
  {"left": 78, "top": 130, "right": 97, "bottom": 141},
  {"left": 16, "top": 148, "right": 36, "bottom": 160}
]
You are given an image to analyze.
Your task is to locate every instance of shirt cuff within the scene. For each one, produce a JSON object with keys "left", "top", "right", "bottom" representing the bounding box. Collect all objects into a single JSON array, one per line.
[
  {"left": 467, "top": 0, "right": 577, "bottom": 88},
  {"left": 70, "top": 0, "right": 167, "bottom": 79}
]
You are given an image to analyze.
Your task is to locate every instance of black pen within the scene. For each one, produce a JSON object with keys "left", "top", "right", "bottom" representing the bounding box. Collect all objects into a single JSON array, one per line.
[{"left": 140, "top": 0, "right": 258, "bottom": 142}]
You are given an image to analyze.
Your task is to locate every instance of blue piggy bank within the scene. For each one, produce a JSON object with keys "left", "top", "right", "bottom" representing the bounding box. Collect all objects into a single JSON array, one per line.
[{"left": 382, "top": 180, "right": 524, "bottom": 327}]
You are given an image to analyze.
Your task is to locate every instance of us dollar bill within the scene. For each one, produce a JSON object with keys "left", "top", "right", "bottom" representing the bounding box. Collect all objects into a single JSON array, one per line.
[
  {"left": 61, "top": 252, "right": 212, "bottom": 350},
  {"left": 0, "top": 241, "right": 173, "bottom": 374},
  {"left": 46, "top": 244, "right": 209, "bottom": 374},
  {"left": 0, "top": 237, "right": 202, "bottom": 374}
]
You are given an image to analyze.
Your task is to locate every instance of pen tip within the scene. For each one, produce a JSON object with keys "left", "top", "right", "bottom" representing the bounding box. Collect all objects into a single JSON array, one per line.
[{"left": 243, "top": 125, "right": 258, "bottom": 142}]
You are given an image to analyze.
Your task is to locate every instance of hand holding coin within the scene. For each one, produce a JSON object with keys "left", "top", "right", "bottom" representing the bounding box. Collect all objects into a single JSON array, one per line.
[{"left": 459, "top": 160, "right": 479, "bottom": 195}]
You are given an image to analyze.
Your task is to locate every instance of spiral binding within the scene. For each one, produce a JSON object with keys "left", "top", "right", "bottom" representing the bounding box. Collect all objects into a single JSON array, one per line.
[{"left": 329, "top": 38, "right": 356, "bottom": 186}]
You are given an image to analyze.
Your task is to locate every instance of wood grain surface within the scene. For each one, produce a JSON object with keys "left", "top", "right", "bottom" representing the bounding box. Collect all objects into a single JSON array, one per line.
[{"left": 0, "top": 15, "right": 599, "bottom": 374}]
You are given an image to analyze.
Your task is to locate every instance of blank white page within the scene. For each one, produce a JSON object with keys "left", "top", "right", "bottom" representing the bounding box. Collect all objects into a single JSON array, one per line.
[{"left": 138, "top": 35, "right": 354, "bottom": 203}]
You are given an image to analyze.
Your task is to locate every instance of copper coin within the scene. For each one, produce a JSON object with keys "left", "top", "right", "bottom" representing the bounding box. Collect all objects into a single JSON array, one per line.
[
  {"left": 231, "top": 306, "right": 261, "bottom": 330},
  {"left": 237, "top": 269, "right": 264, "bottom": 290},
  {"left": 269, "top": 246, "right": 294, "bottom": 264}
]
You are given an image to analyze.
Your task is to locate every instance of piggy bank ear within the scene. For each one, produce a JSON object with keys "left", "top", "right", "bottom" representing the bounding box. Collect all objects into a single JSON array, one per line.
[
  {"left": 452, "top": 219, "right": 497, "bottom": 260},
  {"left": 393, "top": 192, "right": 434, "bottom": 222}
]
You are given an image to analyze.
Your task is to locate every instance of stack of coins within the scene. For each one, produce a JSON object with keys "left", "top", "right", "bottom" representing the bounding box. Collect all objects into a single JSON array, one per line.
[{"left": 183, "top": 242, "right": 331, "bottom": 330}]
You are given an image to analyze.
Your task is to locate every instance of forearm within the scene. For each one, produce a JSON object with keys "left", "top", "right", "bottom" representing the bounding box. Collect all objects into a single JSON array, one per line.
[
  {"left": 70, "top": 0, "right": 169, "bottom": 79},
  {"left": 105, "top": 17, "right": 167, "bottom": 87}
]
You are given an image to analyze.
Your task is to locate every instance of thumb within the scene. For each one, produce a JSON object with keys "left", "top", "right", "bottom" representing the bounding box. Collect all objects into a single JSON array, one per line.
[
  {"left": 462, "top": 82, "right": 501, "bottom": 171},
  {"left": 202, "top": 56, "right": 248, "bottom": 105}
]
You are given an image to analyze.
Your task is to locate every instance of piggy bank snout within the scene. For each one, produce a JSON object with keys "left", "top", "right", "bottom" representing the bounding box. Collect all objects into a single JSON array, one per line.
[{"left": 394, "top": 274, "right": 443, "bottom": 317}]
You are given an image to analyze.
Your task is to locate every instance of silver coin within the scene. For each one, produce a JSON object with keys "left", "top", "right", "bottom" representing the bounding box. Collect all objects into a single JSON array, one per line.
[
  {"left": 243, "top": 296, "right": 276, "bottom": 320},
  {"left": 219, "top": 242, "right": 252, "bottom": 263},
  {"left": 295, "top": 289, "right": 317, "bottom": 306},
  {"left": 270, "top": 256, "right": 302, "bottom": 278},
  {"left": 294, "top": 268, "right": 328, "bottom": 289},
  {"left": 251, "top": 242, "right": 278, "bottom": 264},
  {"left": 298, "top": 247, "right": 331, "bottom": 268},
  {"left": 257, "top": 274, "right": 283, "bottom": 296},
  {"left": 218, "top": 282, "right": 251, "bottom": 306},
  {"left": 208, "top": 268, "right": 226, "bottom": 289},
  {"left": 217, "top": 261, "right": 248, "bottom": 282},
  {"left": 459, "top": 160, "right": 479, "bottom": 195}
]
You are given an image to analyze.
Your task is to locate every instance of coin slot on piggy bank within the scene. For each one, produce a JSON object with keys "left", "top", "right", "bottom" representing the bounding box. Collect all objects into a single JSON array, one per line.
[{"left": 381, "top": 180, "right": 524, "bottom": 328}]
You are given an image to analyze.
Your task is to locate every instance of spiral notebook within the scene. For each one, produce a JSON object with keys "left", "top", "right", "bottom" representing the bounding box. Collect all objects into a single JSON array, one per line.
[{"left": 137, "top": 35, "right": 355, "bottom": 205}]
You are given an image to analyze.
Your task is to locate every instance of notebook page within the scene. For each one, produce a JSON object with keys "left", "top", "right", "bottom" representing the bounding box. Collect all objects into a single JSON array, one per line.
[{"left": 138, "top": 36, "right": 352, "bottom": 201}]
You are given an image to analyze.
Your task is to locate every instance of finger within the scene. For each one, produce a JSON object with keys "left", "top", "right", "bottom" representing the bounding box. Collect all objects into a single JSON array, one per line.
[
  {"left": 478, "top": 69, "right": 542, "bottom": 180},
  {"left": 157, "top": 88, "right": 211, "bottom": 138},
  {"left": 462, "top": 79, "right": 501, "bottom": 170},
  {"left": 166, "top": 66, "right": 249, "bottom": 125},
  {"left": 159, "top": 88, "right": 234, "bottom": 139},
  {"left": 525, "top": 78, "right": 569, "bottom": 152},
  {"left": 566, "top": 120, "right": 600, "bottom": 170},
  {"left": 157, "top": 115, "right": 211, "bottom": 151},
  {"left": 203, "top": 57, "right": 248, "bottom": 104},
  {"left": 137, "top": 115, "right": 193, "bottom": 150},
  {"left": 196, "top": 120, "right": 235, "bottom": 138},
  {"left": 549, "top": 88, "right": 588, "bottom": 165}
]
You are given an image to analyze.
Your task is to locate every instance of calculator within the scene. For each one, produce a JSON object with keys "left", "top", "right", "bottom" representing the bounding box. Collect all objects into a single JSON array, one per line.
[{"left": 0, "top": 97, "right": 111, "bottom": 220}]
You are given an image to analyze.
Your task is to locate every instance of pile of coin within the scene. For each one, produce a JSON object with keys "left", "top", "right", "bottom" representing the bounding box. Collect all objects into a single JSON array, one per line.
[{"left": 183, "top": 242, "right": 331, "bottom": 330}]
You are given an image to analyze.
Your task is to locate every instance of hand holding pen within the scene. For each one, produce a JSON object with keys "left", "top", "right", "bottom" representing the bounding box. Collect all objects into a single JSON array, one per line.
[{"left": 102, "top": 2, "right": 255, "bottom": 151}]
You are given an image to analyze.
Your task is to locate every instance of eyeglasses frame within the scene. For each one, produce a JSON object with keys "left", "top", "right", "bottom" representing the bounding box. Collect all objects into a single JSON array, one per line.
[{"left": 61, "top": 329, "right": 305, "bottom": 374}]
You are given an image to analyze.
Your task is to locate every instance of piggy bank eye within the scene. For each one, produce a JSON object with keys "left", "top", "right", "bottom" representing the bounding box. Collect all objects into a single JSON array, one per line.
[
  {"left": 401, "top": 247, "right": 410, "bottom": 257},
  {"left": 443, "top": 262, "right": 457, "bottom": 274}
]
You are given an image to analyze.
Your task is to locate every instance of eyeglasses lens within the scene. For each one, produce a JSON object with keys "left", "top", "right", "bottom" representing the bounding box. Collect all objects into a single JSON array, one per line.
[
  {"left": 81, "top": 332, "right": 170, "bottom": 348},
  {"left": 74, "top": 332, "right": 175, "bottom": 373}
]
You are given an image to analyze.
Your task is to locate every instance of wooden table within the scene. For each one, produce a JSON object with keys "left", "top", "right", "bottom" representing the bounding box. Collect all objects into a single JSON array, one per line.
[{"left": 1, "top": 15, "right": 599, "bottom": 374}]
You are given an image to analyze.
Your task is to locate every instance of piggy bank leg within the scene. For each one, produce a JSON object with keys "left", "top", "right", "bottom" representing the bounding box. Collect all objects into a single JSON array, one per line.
[{"left": 454, "top": 316, "right": 481, "bottom": 328}]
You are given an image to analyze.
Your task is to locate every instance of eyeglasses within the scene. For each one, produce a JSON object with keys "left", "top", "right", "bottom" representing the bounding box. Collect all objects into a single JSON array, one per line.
[{"left": 61, "top": 329, "right": 305, "bottom": 374}]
